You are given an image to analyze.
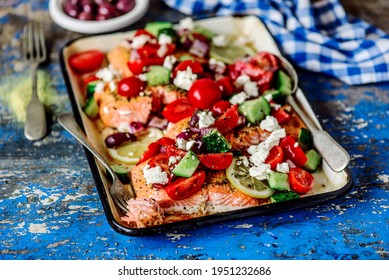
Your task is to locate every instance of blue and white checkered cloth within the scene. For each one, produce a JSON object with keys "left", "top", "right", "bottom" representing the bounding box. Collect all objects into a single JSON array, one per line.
[{"left": 163, "top": 0, "right": 389, "bottom": 85}]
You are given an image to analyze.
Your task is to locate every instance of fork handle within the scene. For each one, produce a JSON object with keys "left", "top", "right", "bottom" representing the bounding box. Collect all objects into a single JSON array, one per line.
[{"left": 24, "top": 67, "right": 47, "bottom": 140}]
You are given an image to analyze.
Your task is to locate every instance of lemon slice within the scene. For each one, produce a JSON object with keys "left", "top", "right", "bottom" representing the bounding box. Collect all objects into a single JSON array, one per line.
[
  {"left": 226, "top": 157, "right": 274, "bottom": 198},
  {"left": 107, "top": 128, "right": 163, "bottom": 164}
]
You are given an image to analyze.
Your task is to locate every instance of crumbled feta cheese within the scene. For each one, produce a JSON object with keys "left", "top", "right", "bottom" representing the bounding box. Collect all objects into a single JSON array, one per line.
[
  {"left": 157, "top": 44, "right": 168, "bottom": 57},
  {"left": 264, "top": 128, "right": 286, "bottom": 150},
  {"left": 131, "top": 34, "right": 151, "bottom": 49},
  {"left": 276, "top": 162, "right": 290, "bottom": 174},
  {"left": 248, "top": 143, "right": 269, "bottom": 166},
  {"left": 264, "top": 93, "right": 273, "bottom": 102},
  {"left": 212, "top": 34, "right": 228, "bottom": 47},
  {"left": 163, "top": 55, "right": 177, "bottom": 70},
  {"left": 186, "top": 140, "right": 196, "bottom": 151},
  {"left": 243, "top": 81, "right": 259, "bottom": 97},
  {"left": 96, "top": 67, "right": 115, "bottom": 82},
  {"left": 260, "top": 116, "right": 280, "bottom": 132},
  {"left": 109, "top": 80, "right": 116, "bottom": 92},
  {"left": 158, "top": 33, "right": 173, "bottom": 45},
  {"left": 143, "top": 164, "right": 169, "bottom": 185},
  {"left": 168, "top": 156, "right": 181, "bottom": 166},
  {"left": 179, "top": 17, "right": 194, "bottom": 30},
  {"left": 94, "top": 81, "right": 105, "bottom": 93},
  {"left": 176, "top": 138, "right": 187, "bottom": 150},
  {"left": 236, "top": 156, "right": 250, "bottom": 167},
  {"left": 173, "top": 67, "right": 197, "bottom": 90},
  {"left": 229, "top": 91, "right": 247, "bottom": 105},
  {"left": 209, "top": 58, "right": 226, "bottom": 73},
  {"left": 249, "top": 164, "right": 272, "bottom": 180},
  {"left": 198, "top": 110, "right": 215, "bottom": 129},
  {"left": 235, "top": 74, "right": 250, "bottom": 86}
]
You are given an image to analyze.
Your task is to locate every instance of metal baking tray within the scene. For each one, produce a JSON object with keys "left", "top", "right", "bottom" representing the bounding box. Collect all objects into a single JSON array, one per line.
[{"left": 59, "top": 15, "right": 353, "bottom": 235}]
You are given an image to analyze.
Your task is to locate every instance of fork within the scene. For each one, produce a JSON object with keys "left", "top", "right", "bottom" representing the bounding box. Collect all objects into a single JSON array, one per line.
[
  {"left": 23, "top": 21, "right": 47, "bottom": 141},
  {"left": 58, "top": 113, "right": 135, "bottom": 212}
]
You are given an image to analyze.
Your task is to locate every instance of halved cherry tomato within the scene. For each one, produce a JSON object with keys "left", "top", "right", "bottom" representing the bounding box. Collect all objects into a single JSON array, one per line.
[
  {"left": 137, "top": 137, "right": 176, "bottom": 165},
  {"left": 211, "top": 100, "right": 232, "bottom": 117},
  {"left": 264, "top": 146, "right": 284, "bottom": 170},
  {"left": 188, "top": 78, "right": 222, "bottom": 109},
  {"left": 256, "top": 70, "right": 275, "bottom": 93},
  {"left": 216, "top": 76, "right": 234, "bottom": 97},
  {"left": 165, "top": 171, "right": 206, "bottom": 200},
  {"left": 212, "top": 104, "right": 240, "bottom": 135},
  {"left": 280, "top": 136, "right": 308, "bottom": 167},
  {"left": 273, "top": 108, "right": 291, "bottom": 124},
  {"left": 289, "top": 167, "right": 314, "bottom": 194},
  {"left": 68, "top": 50, "right": 104, "bottom": 74},
  {"left": 117, "top": 76, "right": 145, "bottom": 98},
  {"left": 127, "top": 57, "right": 164, "bottom": 75},
  {"left": 173, "top": 60, "right": 203, "bottom": 77},
  {"left": 252, "top": 52, "right": 279, "bottom": 70},
  {"left": 162, "top": 98, "right": 196, "bottom": 123},
  {"left": 136, "top": 44, "right": 159, "bottom": 59},
  {"left": 198, "top": 153, "right": 233, "bottom": 170}
]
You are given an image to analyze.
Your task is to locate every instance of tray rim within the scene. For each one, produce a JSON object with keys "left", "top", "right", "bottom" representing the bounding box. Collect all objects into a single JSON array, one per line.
[{"left": 59, "top": 15, "right": 354, "bottom": 236}]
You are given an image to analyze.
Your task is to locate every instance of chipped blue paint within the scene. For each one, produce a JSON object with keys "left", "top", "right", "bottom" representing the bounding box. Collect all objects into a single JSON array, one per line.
[{"left": 0, "top": 0, "right": 388, "bottom": 260}]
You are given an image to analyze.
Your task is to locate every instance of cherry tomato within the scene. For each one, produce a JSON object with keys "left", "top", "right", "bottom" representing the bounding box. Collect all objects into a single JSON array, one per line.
[
  {"left": 117, "top": 76, "right": 145, "bottom": 98},
  {"left": 137, "top": 137, "right": 176, "bottom": 165},
  {"left": 198, "top": 153, "right": 233, "bottom": 170},
  {"left": 162, "top": 98, "right": 196, "bottom": 123},
  {"left": 173, "top": 60, "right": 203, "bottom": 77},
  {"left": 136, "top": 44, "right": 159, "bottom": 59},
  {"left": 68, "top": 50, "right": 104, "bottom": 74},
  {"left": 127, "top": 57, "right": 164, "bottom": 75},
  {"left": 188, "top": 79, "right": 222, "bottom": 109},
  {"left": 212, "top": 104, "right": 240, "bottom": 135},
  {"left": 252, "top": 52, "right": 279, "bottom": 70},
  {"left": 134, "top": 29, "right": 157, "bottom": 39},
  {"left": 211, "top": 100, "right": 232, "bottom": 117},
  {"left": 289, "top": 167, "right": 314, "bottom": 194},
  {"left": 165, "top": 171, "right": 206, "bottom": 200},
  {"left": 216, "top": 76, "right": 234, "bottom": 97},
  {"left": 256, "top": 70, "right": 275, "bottom": 92},
  {"left": 280, "top": 136, "right": 308, "bottom": 167},
  {"left": 264, "top": 146, "right": 284, "bottom": 170},
  {"left": 273, "top": 108, "right": 291, "bottom": 124}
]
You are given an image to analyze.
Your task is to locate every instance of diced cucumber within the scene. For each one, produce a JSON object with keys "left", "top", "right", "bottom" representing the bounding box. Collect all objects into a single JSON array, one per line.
[
  {"left": 263, "top": 89, "right": 282, "bottom": 101},
  {"left": 146, "top": 66, "right": 171, "bottom": 86},
  {"left": 298, "top": 128, "right": 313, "bottom": 151},
  {"left": 268, "top": 172, "right": 290, "bottom": 191},
  {"left": 172, "top": 150, "right": 200, "bottom": 178},
  {"left": 270, "top": 191, "right": 300, "bottom": 203},
  {"left": 303, "top": 149, "right": 322, "bottom": 171},
  {"left": 238, "top": 96, "right": 271, "bottom": 124},
  {"left": 111, "top": 165, "right": 132, "bottom": 184},
  {"left": 86, "top": 80, "right": 99, "bottom": 99},
  {"left": 83, "top": 96, "right": 99, "bottom": 119},
  {"left": 158, "top": 27, "right": 178, "bottom": 41},
  {"left": 203, "top": 129, "right": 231, "bottom": 153},
  {"left": 145, "top": 21, "right": 173, "bottom": 36},
  {"left": 178, "top": 54, "right": 195, "bottom": 62},
  {"left": 277, "top": 70, "right": 292, "bottom": 96}
]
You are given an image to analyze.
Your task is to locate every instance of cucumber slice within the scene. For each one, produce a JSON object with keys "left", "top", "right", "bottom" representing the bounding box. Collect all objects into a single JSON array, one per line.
[
  {"left": 238, "top": 96, "right": 271, "bottom": 124},
  {"left": 268, "top": 172, "right": 290, "bottom": 191},
  {"left": 83, "top": 96, "right": 99, "bottom": 119},
  {"left": 172, "top": 150, "right": 200, "bottom": 178},
  {"left": 145, "top": 21, "right": 173, "bottom": 36},
  {"left": 298, "top": 128, "right": 313, "bottom": 151},
  {"left": 202, "top": 129, "right": 232, "bottom": 153},
  {"left": 277, "top": 70, "right": 292, "bottom": 96},
  {"left": 146, "top": 66, "right": 171, "bottom": 86},
  {"left": 270, "top": 191, "right": 300, "bottom": 203},
  {"left": 158, "top": 28, "right": 178, "bottom": 42},
  {"left": 86, "top": 80, "right": 99, "bottom": 99},
  {"left": 303, "top": 149, "right": 322, "bottom": 172},
  {"left": 111, "top": 165, "right": 132, "bottom": 184}
]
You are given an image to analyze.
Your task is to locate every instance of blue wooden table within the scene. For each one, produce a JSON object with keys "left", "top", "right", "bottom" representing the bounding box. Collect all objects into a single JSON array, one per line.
[{"left": 0, "top": 0, "right": 388, "bottom": 260}]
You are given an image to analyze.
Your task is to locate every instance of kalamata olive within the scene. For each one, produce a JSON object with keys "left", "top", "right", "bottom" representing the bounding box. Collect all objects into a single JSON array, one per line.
[
  {"left": 62, "top": 1, "right": 80, "bottom": 18},
  {"left": 98, "top": 3, "right": 117, "bottom": 16},
  {"left": 116, "top": 0, "right": 136, "bottom": 14},
  {"left": 105, "top": 132, "right": 137, "bottom": 148},
  {"left": 77, "top": 11, "right": 94, "bottom": 21},
  {"left": 80, "top": 0, "right": 95, "bottom": 13}
]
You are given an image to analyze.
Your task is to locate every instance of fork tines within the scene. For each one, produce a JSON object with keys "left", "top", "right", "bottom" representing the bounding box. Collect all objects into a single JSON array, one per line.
[{"left": 23, "top": 21, "right": 46, "bottom": 62}]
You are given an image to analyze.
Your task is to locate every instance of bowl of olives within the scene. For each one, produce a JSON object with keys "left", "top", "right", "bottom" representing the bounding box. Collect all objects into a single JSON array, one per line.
[{"left": 49, "top": 0, "right": 149, "bottom": 34}]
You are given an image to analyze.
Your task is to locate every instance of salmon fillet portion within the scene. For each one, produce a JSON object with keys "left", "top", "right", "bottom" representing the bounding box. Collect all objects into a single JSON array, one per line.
[
  {"left": 225, "top": 125, "right": 270, "bottom": 150},
  {"left": 107, "top": 45, "right": 132, "bottom": 78}
]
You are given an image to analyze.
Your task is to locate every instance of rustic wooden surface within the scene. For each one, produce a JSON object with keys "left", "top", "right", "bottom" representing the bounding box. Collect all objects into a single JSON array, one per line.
[{"left": 0, "top": 0, "right": 388, "bottom": 260}]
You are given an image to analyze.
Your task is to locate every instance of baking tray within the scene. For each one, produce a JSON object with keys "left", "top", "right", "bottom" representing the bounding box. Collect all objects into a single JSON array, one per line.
[{"left": 59, "top": 15, "right": 353, "bottom": 236}]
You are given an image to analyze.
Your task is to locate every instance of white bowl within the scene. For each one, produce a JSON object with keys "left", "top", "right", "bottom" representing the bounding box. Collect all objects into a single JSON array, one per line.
[{"left": 49, "top": 0, "right": 149, "bottom": 34}]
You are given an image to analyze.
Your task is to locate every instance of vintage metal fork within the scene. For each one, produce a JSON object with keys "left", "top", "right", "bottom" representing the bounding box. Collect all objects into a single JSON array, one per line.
[
  {"left": 58, "top": 114, "right": 135, "bottom": 212},
  {"left": 23, "top": 21, "right": 47, "bottom": 141}
]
